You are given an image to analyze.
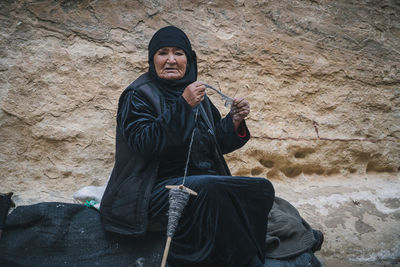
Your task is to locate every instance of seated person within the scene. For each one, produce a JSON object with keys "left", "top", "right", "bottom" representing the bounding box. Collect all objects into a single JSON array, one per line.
[{"left": 100, "top": 25, "right": 275, "bottom": 267}]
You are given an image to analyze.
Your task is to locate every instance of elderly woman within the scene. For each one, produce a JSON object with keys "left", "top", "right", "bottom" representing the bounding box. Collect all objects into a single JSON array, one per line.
[{"left": 100, "top": 26, "right": 275, "bottom": 267}]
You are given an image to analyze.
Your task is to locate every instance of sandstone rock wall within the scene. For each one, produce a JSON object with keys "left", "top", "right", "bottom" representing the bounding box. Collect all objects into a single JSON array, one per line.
[{"left": 1, "top": 0, "right": 399, "bottom": 198}]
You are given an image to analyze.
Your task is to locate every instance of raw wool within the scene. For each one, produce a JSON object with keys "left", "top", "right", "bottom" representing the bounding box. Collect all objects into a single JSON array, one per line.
[
  {"left": 166, "top": 188, "right": 190, "bottom": 238},
  {"left": 72, "top": 176, "right": 110, "bottom": 210}
]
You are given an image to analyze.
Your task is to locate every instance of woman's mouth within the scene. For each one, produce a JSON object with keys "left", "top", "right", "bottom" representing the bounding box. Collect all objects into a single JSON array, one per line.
[{"left": 164, "top": 68, "right": 177, "bottom": 72}]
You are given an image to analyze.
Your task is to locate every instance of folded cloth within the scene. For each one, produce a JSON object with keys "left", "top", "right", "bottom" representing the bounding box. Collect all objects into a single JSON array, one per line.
[{"left": 265, "top": 197, "right": 323, "bottom": 259}]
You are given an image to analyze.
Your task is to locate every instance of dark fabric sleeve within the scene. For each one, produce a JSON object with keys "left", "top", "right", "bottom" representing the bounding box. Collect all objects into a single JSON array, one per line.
[
  {"left": 209, "top": 101, "right": 250, "bottom": 154},
  {"left": 118, "top": 91, "right": 196, "bottom": 158}
]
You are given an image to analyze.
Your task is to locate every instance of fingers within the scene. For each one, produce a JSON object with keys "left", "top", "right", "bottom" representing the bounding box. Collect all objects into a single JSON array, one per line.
[
  {"left": 191, "top": 82, "right": 206, "bottom": 101},
  {"left": 188, "top": 81, "right": 205, "bottom": 95},
  {"left": 232, "top": 110, "right": 249, "bottom": 120},
  {"left": 182, "top": 81, "right": 206, "bottom": 108},
  {"left": 232, "top": 98, "right": 250, "bottom": 114},
  {"left": 194, "top": 81, "right": 206, "bottom": 95},
  {"left": 233, "top": 97, "right": 249, "bottom": 109},
  {"left": 230, "top": 97, "right": 250, "bottom": 123}
]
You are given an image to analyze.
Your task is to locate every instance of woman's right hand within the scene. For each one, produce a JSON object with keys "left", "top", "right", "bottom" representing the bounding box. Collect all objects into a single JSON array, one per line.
[{"left": 182, "top": 81, "right": 206, "bottom": 108}]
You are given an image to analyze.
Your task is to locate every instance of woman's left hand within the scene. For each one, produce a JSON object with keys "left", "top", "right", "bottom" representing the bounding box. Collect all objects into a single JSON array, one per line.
[{"left": 230, "top": 97, "right": 250, "bottom": 131}]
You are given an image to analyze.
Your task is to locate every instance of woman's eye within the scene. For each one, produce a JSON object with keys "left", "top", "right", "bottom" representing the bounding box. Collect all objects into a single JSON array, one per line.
[{"left": 175, "top": 52, "right": 184, "bottom": 56}]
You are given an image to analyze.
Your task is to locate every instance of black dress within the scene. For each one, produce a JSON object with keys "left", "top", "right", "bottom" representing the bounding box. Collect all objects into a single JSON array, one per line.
[{"left": 149, "top": 106, "right": 275, "bottom": 267}]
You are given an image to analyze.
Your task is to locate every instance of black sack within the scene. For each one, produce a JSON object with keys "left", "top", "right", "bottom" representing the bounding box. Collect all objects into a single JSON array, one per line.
[{"left": 0, "top": 202, "right": 164, "bottom": 267}]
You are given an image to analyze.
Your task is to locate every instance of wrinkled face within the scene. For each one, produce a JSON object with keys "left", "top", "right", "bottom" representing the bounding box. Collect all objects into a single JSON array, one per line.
[{"left": 153, "top": 47, "right": 187, "bottom": 80}]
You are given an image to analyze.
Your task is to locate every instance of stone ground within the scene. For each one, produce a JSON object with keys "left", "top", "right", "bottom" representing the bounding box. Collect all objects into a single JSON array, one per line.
[
  {"left": 274, "top": 173, "right": 400, "bottom": 266},
  {"left": 8, "top": 172, "right": 400, "bottom": 266}
]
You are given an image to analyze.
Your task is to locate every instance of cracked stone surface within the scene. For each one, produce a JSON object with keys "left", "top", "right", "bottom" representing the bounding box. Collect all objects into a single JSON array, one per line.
[
  {"left": 275, "top": 173, "right": 400, "bottom": 265},
  {"left": 1, "top": 0, "right": 399, "bottom": 265}
]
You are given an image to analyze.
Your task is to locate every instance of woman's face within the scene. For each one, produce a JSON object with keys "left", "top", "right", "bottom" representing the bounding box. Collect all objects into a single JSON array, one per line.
[{"left": 153, "top": 47, "right": 187, "bottom": 80}]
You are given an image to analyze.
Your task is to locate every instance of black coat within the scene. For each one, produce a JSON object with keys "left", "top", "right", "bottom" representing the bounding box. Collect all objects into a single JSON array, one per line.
[{"left": 100, "top": 73, "right": 250, "bottom": 235}]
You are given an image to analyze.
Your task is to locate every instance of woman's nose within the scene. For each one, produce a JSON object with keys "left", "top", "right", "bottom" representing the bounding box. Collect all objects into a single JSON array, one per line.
[{"left": 166, "top": 53, "right": 176, "bottom": 63}]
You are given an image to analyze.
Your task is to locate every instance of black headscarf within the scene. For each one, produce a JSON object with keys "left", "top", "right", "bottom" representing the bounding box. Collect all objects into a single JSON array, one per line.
[{"left": 148, "top": 26, "right": 198, "bottom": 99}]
